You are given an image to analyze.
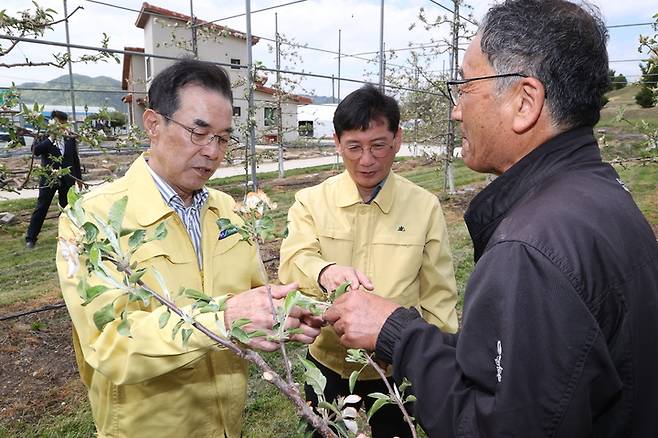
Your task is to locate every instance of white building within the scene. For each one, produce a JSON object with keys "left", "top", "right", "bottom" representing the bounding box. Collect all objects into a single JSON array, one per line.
[
  {"left": 297, "top": 104, "right": 337, "bottom": 139},
  {"left": 121, "top": 2, "right": 311, "bottom": 142}
]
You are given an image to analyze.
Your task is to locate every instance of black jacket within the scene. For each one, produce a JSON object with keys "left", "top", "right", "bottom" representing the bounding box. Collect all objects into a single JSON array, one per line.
[
  {"left": 33, "top": 136, "right": 82, "bottom": 183},
  {"left": 376, "top": 127, "right": 658, "bottom": 437}
]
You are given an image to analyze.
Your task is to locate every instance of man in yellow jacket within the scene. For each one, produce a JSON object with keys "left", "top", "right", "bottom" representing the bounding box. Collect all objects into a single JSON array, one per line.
[
  {"left": 56, "top": 59, "right": 320, "bottom": 437},
  {"left": 279, "top": 85, "right": 458, "bottom": 437}
]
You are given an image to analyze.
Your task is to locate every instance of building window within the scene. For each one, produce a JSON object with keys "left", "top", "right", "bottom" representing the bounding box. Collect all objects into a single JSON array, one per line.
[
  {"left": 264, "top": 107, "right": 278, "bottom": 127},
  {"left": 233, "top": 106, "right": 241, "bottom": 117},
  {"left": 230, "top": 58, "right": 241, "bottom": 69},
  {"left": 146, "top": 57, "right": 152, "bottom": 80}
]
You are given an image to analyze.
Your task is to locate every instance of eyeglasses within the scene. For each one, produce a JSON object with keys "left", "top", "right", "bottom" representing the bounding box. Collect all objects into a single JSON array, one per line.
[
  {"left": 342, "top": 143, "right": 393, "bottom": 159},
  {"left": 159, "top": 112, "right": 238, "bottom": 149},
  {"left": 446, "top": 72, "right": 528, "bottom": 106}
]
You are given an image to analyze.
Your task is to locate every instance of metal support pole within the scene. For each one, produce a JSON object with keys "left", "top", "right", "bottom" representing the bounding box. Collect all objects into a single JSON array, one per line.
[
  {"left": 445, "top": 0, "right": 459, "bottom": 194},
  {"left": 245, "top": 0, "right": 258, "bottom": 189},
  {"left": 413, "top": 66, "right": 419, "bottom": 156},
  {"left": 331, "top": 74, "right": 335, "bottom": 103},
  {"left": 275, "top": 13, "right": 284, "bottom": 178},
  {"left": 63, "top": 0, "right": 77, "bottom": 130},
  {"left": 378, "top": 0, "right": 385, "bottom": 91},
  {"left": 337, "top": 29, "right": 341, "bottom": 100},
  {"left": 190, "top": 0, "right": 198, "bottom": 57}
]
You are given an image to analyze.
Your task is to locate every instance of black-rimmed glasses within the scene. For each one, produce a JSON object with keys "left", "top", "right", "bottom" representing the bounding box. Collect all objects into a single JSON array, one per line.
[
  {"left": 159, "top": 112, "right": 239, "bottom": 149},
  {"left": 446, "top": 73, "right": 528, "bottom": 106}
]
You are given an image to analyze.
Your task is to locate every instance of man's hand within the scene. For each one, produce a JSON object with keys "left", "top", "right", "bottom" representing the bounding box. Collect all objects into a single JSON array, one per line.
[
  {"left": 319, "top": 264, "right": 374, "bottom": 294},
  {"left": 223, "top": 282, "right": 322, "bottom": 351},
  {"left": 323, "top": 290, "right": 400, "bottom": 351}
]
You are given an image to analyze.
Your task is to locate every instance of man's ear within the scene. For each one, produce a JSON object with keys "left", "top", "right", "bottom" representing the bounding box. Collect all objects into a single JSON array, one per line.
[
  {"left": 512, "top": 77, "right": 545, "bottom": 134},
  {"left": 393, "top": 127, "right": 402, "bottom": 153},
  {"left": 333, "top": 132, "right": 342, "bottom": 155},
  {"left": 142, "top": 109, "right": 160, "bottom": 137}
]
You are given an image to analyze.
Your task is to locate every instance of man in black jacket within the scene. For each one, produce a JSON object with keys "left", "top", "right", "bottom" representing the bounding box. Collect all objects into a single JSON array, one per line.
[
  {"left": 324, "top": 1, "right": 658, "bottom": 437},
  {"left": 26, "top": 110, "right": 83, "bottom": 248}
]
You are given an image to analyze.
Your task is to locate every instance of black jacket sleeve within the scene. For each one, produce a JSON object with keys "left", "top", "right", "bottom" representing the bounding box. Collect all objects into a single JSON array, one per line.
[
  {"left": 376, "top": 241, "right": 620, "bottom": 438},
  {"left": 32, "top": 138, "right": 55, "bottom": 157},
  {"left": 66, "top": 138, "right": 82, "bottom": 179}
]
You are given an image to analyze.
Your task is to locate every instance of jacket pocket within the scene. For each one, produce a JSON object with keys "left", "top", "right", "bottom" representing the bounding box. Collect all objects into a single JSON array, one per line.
[{"left": 318, "top": 228, "right": 354, "bottom": 265}]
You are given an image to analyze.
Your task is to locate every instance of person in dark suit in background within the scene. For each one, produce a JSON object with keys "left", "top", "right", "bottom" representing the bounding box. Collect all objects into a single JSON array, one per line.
[{"left": 26, "top": 110, "right": 83, "bottom": 249}]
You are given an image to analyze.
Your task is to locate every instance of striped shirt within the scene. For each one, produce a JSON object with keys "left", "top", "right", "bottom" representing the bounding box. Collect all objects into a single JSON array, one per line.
[{"left": 146, "top": 165, "right": 209, "bottom": 268}]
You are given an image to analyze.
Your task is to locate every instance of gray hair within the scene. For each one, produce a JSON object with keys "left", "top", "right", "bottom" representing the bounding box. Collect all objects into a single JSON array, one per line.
[{"left": 479, "top": 0, "right": 609, "bottom": 129}]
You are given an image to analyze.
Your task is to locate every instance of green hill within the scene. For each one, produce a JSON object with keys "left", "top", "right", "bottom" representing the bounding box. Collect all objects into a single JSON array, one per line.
[
  {"left": 17, "top": 74, "right": 124, "bottom": 110},
  {"left": 599, "top": 83, "right": 658, "bottom": 127}
]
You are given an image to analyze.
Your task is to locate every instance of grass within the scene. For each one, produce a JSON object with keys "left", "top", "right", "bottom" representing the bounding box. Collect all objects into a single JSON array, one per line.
[
  {"left": 598, "top": 84, "right": 658, "bottom": 127},
  {"left": 0, "top": 198, "right": 61, "bottom": 305}
]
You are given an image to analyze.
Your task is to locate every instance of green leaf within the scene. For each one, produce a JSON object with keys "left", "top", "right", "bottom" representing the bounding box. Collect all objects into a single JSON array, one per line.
[
  {"left": 128, "top": 269, "right": 146, "bottom": 284},
  {"left": 317, "top": 400, "right": 340, "bottom": 416},
  {"left": 93, "top": 303, "right": 116, "bottom": 331},
  {"left": 217, "top": 217, "right": 233, "bottom": 230},
  {"left": 248, "top": 329, "right": 268, "bottom": 339},
  {"left": 231, "top": 326, "right": 251, "bottom": 344},
  {"left": 182, "top": 288, "right": 212, "bottom": 303},
  {"left": 128, "top": 229, "right": 146, "bottom": 248},
  {"left": 158, "top": 310, "right": 171, "bottom": 328},
  {"left": 299, "top": 356, "right": 327, "bottom": 398},
  {"left": 171, "top": 319, "right": 184, "bottom": 340},
  {"left": 117, "top": 318, "right": 131, "bottom": 337},
  {"left": 89, "top": 245, "right": 101, "bottom": 268},
  {"left": 231, "top": 318, "right": 250, "bottom": 329},
  {"left": 82, "top": 222, "right": 99, "bottom": 242},
  {"left": 348, "top": 370, "right": 360, "bottom": 394},
  {"left": 367, "top": 397, "right": 390, "bottom": 421},
  {"left": 181, "top": 328, "right": 193, "bottom": 347},
  {"left": 153, "top": 222, "right": 167, "bottom": 240},
  {"left": 197, "top": 303, "right": 221, "bottom": 313},
  {"left": 128, "top": 287, "right": 151, "bottom": 307},
  {"left": 82, "top": 284, "right": 111, "bottom": 305},
  {"left": 283, "top": 289, "right": 301, "bottom": 315},
  {"left": 332, "top": 281, "right": 351, "bottom": 301},
  {"left": 66, "top": 184, "right": 81, "bottom": 206},
  {"left": 367, "top": 392, "right": 390, "bottom": 400},
  {"left": 405, "top": 395, "right": 417, "bottom": 403},
  {"left": 107, "top": 196, "right": 128, "bottom": 234},
  {"left": 76, "top": 276, "right": 88, "bottom": 300}
]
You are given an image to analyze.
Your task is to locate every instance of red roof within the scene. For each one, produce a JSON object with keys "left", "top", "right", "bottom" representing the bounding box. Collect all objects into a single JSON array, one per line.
[
  {"left": 122, "top": 47, "right": 145, "bottom": 90},
  {"left": 135, "top": 2, "right": 259, "bottom": 45},
  {"left": 256, "top": 84, "right": 313, "bottom": 105}
]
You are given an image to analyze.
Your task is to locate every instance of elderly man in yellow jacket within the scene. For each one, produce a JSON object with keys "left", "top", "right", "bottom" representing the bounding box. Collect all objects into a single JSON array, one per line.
[
  {"left": 279, "top": 85, "right": 458, "bottom": 437},
  {"left": 56, "top": 59, "right": 321, "bottom": 437}
]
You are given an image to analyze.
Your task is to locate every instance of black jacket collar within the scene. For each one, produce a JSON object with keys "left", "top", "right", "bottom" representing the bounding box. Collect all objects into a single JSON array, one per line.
[{"left": 464, "top": 126, "right": 600, "bottom": 261}]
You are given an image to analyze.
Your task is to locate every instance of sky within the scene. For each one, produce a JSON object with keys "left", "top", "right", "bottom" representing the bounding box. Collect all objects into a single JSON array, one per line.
[{"left": 1, "top": 0, "right": 656, "bottom": 99}]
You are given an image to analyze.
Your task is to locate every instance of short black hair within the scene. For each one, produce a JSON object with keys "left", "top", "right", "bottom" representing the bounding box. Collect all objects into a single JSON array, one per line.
[
  {"left": 148, "top": 58, "right": 233, "bottom": 117},
  {"left": 50, "top": 110, "right": 68, "bottom": 122},
  {"left": 333, "top": 85, "right": 400, "bottom": 139},
  {"left": 480, "top": 0, "right": 609, "bottom": 129}
]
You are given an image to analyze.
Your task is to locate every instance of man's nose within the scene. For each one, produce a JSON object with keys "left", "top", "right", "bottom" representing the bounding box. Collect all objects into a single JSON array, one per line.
[
  {"left": 200, "top": 140, "right": 223, "bottom": 161},
  {"left": 359, "top": 148, "right": 377, "bottom": 165},
  {"left": 450, "top": 101, "right": 463, "bottom": 122}
]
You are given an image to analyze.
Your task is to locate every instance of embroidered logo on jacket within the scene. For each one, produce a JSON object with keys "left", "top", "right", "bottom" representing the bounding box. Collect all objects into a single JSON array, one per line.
[{"left": 495, "top": 340, "right": 503, "bottom": 383}]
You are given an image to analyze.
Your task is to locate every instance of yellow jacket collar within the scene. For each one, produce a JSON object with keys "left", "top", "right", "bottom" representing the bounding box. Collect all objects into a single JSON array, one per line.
[
  {"left": 127, "top": 155, "right": 219, "bottom": 227},
  {"left": 335, "top": 170, "right": 395, "bottom": 214}
]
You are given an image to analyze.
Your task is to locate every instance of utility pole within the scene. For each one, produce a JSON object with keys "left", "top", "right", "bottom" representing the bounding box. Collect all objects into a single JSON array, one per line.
[
  {"left": 445, "top": 0, "right": 459, "bottom": 194},
  {"left": 63, "top": 0, "right": 77, "bottom": 130},
  {"left": 190, "top": 0, "right": 198, "bottom": 57},
  {"left": 378, "top": 0, "right": 385, "bottom": 91},
  {"left": 275, "top": 13, "right": 284, "bottom": 178},
  {"left": 337, "top": 29, "right": 342, "bottom": 101},
  {"left": 413, "top": 65, "right": 419, "bottom": 156},
  {"left": 331, "top": 74, "right": 335, "bottom": 103},
  {"left": 245, "top": 0, "right": 258, "bottom": 189}
]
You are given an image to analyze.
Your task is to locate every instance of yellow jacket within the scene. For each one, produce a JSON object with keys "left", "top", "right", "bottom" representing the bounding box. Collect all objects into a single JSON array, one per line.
[
  {"left": 56, "top": 155, "right": 263, "bottom": 438},
  {"left": 279, "top": 170, "right": 458, "bottom": 379}
]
